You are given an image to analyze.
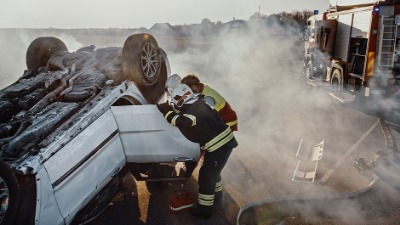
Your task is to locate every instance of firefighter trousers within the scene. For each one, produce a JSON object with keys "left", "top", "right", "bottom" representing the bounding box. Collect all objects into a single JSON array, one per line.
[{"left": 197, "top": 145, "right": 233, "bottom": 207}]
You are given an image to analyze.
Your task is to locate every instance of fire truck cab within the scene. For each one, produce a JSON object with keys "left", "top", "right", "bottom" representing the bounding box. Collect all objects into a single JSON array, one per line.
[{"left": 303, "top": 0, "right": 400, "bottom": 100}]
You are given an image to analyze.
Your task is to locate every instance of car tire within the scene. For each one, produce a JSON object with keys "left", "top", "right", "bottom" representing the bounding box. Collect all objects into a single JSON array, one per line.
[
  {"left": 26, "top": 37, "right": 68, "bottom": 73},
  {"left": 136, "top": 48, "right": 168, "bottom": 104},
  {"left": 122, "top": 33, "right": 161, "bottom": 87},
  {"left": 0, "top": 161, "right": 19, "bottom": 225}
]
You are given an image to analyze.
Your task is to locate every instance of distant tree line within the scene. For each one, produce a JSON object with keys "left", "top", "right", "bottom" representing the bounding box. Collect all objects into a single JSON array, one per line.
[
  {"left": 150, "top": 10, "right": 316, "bottom": 37},
  {"left": 1, "top": 9, "right": 315, "bottom": 49},
  {"left": 248, "top": 10, "right": 314, "bottom": 27}
]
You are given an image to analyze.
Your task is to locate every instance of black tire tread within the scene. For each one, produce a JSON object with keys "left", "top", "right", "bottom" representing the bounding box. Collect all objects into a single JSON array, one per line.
[{"left": 26, "top": 37, "right": 68, "bottom": 73}]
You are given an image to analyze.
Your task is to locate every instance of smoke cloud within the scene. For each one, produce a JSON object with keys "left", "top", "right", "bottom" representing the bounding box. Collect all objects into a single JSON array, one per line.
[
  {"left": 0, "top": 29, "right": 84, "bottom": 89},
  {"left": 164, "top": 20, "right": 400, "bottom": 223}
]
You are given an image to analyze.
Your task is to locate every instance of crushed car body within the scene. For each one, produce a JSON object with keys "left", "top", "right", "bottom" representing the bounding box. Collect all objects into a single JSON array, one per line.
[{"left": 0, "top": 33, "right": 200, "bottom": 225}]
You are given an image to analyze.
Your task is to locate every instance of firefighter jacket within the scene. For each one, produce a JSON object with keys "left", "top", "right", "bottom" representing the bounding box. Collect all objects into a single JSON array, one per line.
[
  {"left": 158, "top": 99, "right": 238, "bottom": 152},
  {"left": 199, "top": 83, "right": 238, "bottom": 131}
]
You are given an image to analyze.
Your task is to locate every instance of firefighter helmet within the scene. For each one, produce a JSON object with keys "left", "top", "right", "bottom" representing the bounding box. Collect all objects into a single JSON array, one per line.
[
  {"left": 165, "top": 74, "right": 182, "bottom": 95},
  {"left": 170, "top": 84, "right": 198, "bottom": 108}
]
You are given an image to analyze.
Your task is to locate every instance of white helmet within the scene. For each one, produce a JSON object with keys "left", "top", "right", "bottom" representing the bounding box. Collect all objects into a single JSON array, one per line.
[
  {"left": 165, "top": 74, "right": 182, "bottom": 95},
  {"left": 170, "top": 84, "right": 198, "bottom": 108}
]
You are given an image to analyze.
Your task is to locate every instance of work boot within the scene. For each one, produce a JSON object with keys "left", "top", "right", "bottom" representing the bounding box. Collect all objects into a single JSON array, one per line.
[
  {"left": 189, "top": 205, "right": 212, "bottom": 219},
  {"left": 214, "top": 191, "right": 222, "bottom": 203}
]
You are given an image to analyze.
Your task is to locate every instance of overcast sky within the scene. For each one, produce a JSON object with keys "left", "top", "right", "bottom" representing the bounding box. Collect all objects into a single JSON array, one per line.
[{"left": 0, "top": 0, "right": 329, "bottom": 29}]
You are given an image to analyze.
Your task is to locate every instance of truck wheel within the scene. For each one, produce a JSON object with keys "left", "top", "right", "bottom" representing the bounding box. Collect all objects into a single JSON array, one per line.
[
  {"left": 26, "top": 37, "right": 68, "bottom": 73},
  {"left": 331, "top": 69, "right": 343, "bottom": 93},
  {"left": 122, "top": 33, "right": 161, "bottom": 87},
  {"left": 0, "top": 162, "right": 19, "bottom": 225}
]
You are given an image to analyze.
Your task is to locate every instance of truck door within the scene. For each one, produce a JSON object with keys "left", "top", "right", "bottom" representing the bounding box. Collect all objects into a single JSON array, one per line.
[
  {"left": 315, "top": 20, "right": 337, "bottom": 56},
  {"left": 334, "top": 14, "right": 353, "bottom": 61}
]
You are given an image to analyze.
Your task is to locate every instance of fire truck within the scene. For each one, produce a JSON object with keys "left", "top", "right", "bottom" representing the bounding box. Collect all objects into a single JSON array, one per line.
[{"left": 303, "top": 0, "right": 400, "bottom": 100}]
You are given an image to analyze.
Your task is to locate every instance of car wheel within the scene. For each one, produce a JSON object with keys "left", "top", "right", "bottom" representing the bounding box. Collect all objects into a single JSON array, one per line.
[
  {"left": 0, "top": 162, "right": 19, "bottom": 225},
  {"left": 136, "top": 48, "right": 168, "bottom": 104},
  {"left": 26, "top": 37, "right": 68, "bottom": 73},
  {"left": 122, "top": 33, "right": 161, "bottom": 87}
]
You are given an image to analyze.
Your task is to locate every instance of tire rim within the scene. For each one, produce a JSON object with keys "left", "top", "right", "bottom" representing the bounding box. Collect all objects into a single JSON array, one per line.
[
  {"left": 0, "top": 176, "right": 9, "bottom": 223},
  {"left": 141, "top": 42, "right": 159, "bottom": 80}
]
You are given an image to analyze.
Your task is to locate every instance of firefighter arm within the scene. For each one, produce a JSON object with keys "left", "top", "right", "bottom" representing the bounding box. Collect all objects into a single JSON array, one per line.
[
  {"left": 164, "top": 111, "right": 196, "bottom": 128},
  {"left": 219, "top": 102, "right": 238, "bottom": 131}
]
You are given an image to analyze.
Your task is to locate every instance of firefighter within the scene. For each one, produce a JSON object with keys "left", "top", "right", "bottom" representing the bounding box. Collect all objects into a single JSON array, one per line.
[
  {"left": 181, "top": 74, "right": 238, "bottom": 132},
  {"left": 157, "top": 84, "right": 238, "bottom": 219},
  {"left": 165, "top": 73, "right": 182, "bottom": 96}
]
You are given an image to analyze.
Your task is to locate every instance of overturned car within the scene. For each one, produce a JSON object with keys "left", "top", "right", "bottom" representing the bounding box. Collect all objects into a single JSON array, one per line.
[{"left": 0, "top": 33, "right": 200, "bottom": 225}]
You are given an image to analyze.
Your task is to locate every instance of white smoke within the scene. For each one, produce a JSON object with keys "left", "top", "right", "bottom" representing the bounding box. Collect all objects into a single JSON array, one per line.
[
  {"left": 0, "top": 29, "right": 84, "bottom": 89},
  {"left": 167, "top": 19, "right": 400, "bottom": 223},
  {"left": 0, "top": 29, "right": 29, "bottom": 88}
]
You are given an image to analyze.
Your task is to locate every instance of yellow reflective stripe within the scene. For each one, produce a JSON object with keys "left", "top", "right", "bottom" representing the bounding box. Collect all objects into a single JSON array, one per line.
[
  {"left": 198, "top": 199, "right": 214, "bottom": 206},
  {"left": 202, "top": 127, "right": 231, "bottom": 150},
  {"left": 198, "top": 193, "right": 214, "bottom": 206},
  {"left": 215, "top": 181, "right": 223, "bottom": 192},
  {"left": 198, "top": 193, "right": 214, "bottom": 200},
  {"left": 226, "top": 120, "right": 238, "bottom": 127},
  {"left": 207, "top": 132, "right": 234, "bottom": 152},
  {"left": 171, "top": 115, "right": 179, "bottom": 126},
  {"left": 164, "top": 111, "right": 173, "bottom": 119},
  {"left": 183, "top": 114, "right": 196, "bottom": 126}
]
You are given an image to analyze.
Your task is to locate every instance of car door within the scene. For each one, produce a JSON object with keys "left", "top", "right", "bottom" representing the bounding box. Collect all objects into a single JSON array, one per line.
[
  {"left": 110, "top": 105, "right": 200, "bottom": 163},
  {"left": 43, "top": 109, "right": 126, "bottom": 222}
]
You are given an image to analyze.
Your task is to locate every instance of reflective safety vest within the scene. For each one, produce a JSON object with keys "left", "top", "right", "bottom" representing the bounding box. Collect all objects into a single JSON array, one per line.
[
  {"left": 202, "top": 85, "right": 226, "bottom": 111},
  {"left": 200, "top": 84, "right": 238, "bottom": 131}
]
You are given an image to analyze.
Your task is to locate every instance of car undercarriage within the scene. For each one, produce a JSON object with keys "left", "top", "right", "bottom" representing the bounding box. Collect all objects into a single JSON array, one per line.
[{"left": 0, "top": 33, "right": 199, "bottom": 225}]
